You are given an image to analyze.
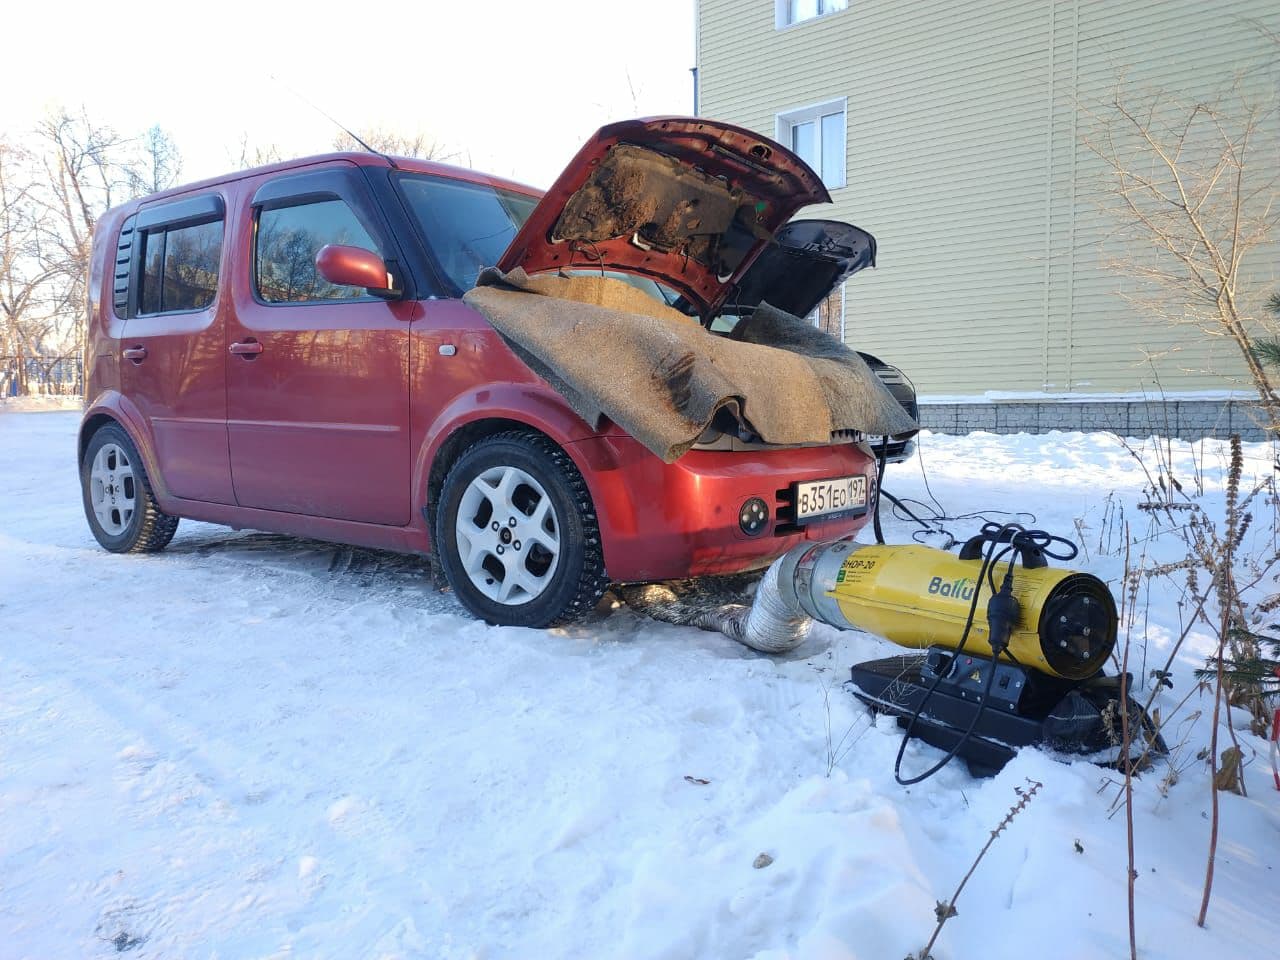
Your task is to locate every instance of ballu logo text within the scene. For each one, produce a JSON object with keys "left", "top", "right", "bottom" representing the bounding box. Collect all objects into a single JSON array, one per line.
[{"left": 927, "top": 576, "right": 975, "bottom": 600}]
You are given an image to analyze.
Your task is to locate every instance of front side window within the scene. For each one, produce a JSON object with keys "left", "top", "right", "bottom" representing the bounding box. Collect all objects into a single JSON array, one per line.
[
  {"left": 778, "top": 101, "right": 847, "bottom": 189},
  {"left": 255, "top": 199, "right": 381, "bottom": 303},
  {"left": 396, "top": 174, "right": 539, "bottom": 294},
  {"left": 137, "top": 219, "right": 223, "bottom": 315}
]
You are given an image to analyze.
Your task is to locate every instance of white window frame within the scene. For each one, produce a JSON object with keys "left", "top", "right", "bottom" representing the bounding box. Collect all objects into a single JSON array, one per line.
[
  {"left": 775, "top": 0, "right": 849, "bottom": 30},
  {"left": 776, "top": 98, "right": 847, "bottom": 190},
  {"left": 807, "top": 285, "right": 845, "bottom": 334}
]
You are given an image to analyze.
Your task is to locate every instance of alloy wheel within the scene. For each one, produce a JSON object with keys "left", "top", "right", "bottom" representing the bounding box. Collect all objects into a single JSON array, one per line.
[
  {"left": 454, "top": 465, "right": 561, "bottom": 605},
  {"left": 89, "top": 442, "right": 136, "bottom": 536}
]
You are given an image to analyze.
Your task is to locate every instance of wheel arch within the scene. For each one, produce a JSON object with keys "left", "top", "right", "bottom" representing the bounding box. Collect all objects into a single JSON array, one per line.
[
  {"left": 79, "top": 411, "right": 119, "bottom": 463},
  {"left": 426, "top": 417, "right": 554, "bottom": 529},
  {"left": 414, "top": 384, "right": 615, "bottom": 545},
  {"left": 78, "top": 392, "right": 154, "bottom": 474}
]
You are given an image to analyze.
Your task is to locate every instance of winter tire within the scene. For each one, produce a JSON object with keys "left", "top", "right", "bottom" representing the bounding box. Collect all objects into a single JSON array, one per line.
[
  {"left": 436, "top": 431, "right": 609, "bottom": 627},
  {"left": 81, "top": 422, "right": 179, "bottom": 553}
]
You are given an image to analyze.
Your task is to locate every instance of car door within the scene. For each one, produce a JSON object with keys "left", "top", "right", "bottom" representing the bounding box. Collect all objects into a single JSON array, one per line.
[
  {"left": 225, "top": 165, "right": 413, "bottom": 525},
  {"left": 119, "top": 192, "right": 234, "bottom": 504}
]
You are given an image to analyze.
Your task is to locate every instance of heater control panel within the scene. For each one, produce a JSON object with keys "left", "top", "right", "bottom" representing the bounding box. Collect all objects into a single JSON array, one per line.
[{"left": 922, "top": 648, "right": 1030, "bottom": 713}]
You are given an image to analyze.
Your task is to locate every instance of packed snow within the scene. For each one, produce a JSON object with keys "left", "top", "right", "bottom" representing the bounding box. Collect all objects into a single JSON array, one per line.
[{"left": 2, "top": 406, "right": 1277, "bottom": 959}]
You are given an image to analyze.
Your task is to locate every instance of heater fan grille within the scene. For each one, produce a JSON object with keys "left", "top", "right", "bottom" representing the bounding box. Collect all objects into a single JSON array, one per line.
[{"left": 1038, "top": 575, "right": 1117, "bottom": 679}]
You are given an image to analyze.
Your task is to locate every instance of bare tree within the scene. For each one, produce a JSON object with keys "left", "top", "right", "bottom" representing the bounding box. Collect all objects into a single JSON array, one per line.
[
  {"left": 0, "top": 108, "right": 184, "bottom": 394},
  {"left": 0, "top": 141, "right": 59, "bottom": 395},
  {"left": 127, "top": 124, "right": 183, "bottom": 196},
  {"left": 232, "top": 133, "right": 284, "bottom": 170},
  {"left": 1085, "top": 74, "right": 1280, "bottom": 431},
  {"left": 331, "top": 127, "right": 449, "bottom": 161},
  {"left": 31, "top": 107, "right": 132, "bottom": 332}
]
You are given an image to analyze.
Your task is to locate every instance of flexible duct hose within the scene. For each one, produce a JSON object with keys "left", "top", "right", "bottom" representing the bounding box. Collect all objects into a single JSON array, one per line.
[
  {"left": 713, "top": 558, "right": 814, "bottom": 653},
  {"left": 618, "top": 554, "right": 813, "bottom": 653}
]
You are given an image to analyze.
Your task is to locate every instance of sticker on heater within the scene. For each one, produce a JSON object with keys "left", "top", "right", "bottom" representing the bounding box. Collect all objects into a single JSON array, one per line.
[{"left": 836, "top": 556, "right": 878, "bottom": 584}]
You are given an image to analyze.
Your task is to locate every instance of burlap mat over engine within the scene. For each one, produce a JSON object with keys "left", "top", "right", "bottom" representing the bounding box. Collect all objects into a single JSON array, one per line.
[{"left": 464, "top": 267, "right": 918, "bottom": 462}]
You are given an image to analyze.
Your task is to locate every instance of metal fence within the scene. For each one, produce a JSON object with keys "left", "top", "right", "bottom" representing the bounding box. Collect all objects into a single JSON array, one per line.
[{"left": 1, "top": 356, "right": 84, "bottom": 397}]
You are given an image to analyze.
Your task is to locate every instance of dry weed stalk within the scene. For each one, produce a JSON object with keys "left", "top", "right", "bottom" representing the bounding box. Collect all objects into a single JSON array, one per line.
[
  {"left": 1113, "top": 429, "right": 1279, "bottom": 929},
  {"left": 1120, "top": 524, "right": 1139, "bottom": 960},
  {"left": 907, "top": 780, "right": 1043, "bottom": 960},
  {"left": 821, "top": 680, "right": 875, "bottom": 777}
]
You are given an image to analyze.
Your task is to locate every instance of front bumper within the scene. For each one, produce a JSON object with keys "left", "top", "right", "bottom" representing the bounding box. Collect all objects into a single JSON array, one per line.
[{"left": 570, "top": 434, "right": 877, "bottom": 583}]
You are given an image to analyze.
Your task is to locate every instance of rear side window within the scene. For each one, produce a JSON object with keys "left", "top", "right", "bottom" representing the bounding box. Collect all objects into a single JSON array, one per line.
[
  {"left": 255, "top": 199, "right": 382, "bottom": 303},
  {"left": 137, "top": 220, "right": 223, "bottom": 315}
]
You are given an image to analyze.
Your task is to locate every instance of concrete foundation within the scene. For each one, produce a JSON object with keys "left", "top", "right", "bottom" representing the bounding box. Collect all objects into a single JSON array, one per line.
[{"left": 917, "top": 399, "right": 1271, "bottom": 441}]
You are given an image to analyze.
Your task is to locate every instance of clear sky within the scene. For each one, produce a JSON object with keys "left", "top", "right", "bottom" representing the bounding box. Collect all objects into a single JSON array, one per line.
[{"left": 2, "top": 0, "right": 697, "bottom": 189}]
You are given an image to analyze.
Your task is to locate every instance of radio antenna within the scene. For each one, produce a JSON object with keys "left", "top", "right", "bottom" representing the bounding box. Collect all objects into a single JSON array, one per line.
[{"left": 268, "top": 73, "right": 400, "bottom": 169}]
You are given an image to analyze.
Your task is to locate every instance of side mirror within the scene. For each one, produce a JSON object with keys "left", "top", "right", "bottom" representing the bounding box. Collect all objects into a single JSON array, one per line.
[{"left": 315, "top": 244, "right": 401, "bottom": 300}]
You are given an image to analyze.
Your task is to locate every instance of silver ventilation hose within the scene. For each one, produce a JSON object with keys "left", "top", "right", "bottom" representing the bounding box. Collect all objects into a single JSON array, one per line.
[
  {"left": 709, "top": 556, "right": 813, "bottom": 653},
  {"left": 618, "top": 540, "right": 868, "bottom": 653},
  {"left": 618, "top": 546, "right": 827, "bottom": 653}
]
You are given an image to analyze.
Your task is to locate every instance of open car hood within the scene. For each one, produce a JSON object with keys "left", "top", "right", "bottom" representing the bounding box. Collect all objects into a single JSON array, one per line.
[
  {"left": 724, "top": 219, "right": 877, "bottom": 319},
  {"left": 496, "top": 117, "right": 830, "bottom": 318}
]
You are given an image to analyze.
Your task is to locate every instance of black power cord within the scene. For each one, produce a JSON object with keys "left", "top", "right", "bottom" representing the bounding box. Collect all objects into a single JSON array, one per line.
[
  {"left": 893, "top": 522, "right": 1032, "bottom": 786},
  {"left": 873, "top": 438, "right": 1037, "bottom": 548},
  {"left": 972, "top": 524, "right": 1079, "bottom": 594},
  {"left": 871, "top": 440, "right": 889, "bottom": 545}
]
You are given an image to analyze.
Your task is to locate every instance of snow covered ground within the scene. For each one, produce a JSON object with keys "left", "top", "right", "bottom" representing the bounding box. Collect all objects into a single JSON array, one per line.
[
  {"left": 0, "top": 394, "right": 82, "bottom": 413},
  {"left": 2, "top": 407, "right": 1277, "bottom": 959}
]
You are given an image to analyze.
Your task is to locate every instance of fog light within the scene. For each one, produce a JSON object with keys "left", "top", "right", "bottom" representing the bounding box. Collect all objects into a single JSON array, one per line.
[{"left": 739, "top": 497, "right": 769, "bottom": 536}]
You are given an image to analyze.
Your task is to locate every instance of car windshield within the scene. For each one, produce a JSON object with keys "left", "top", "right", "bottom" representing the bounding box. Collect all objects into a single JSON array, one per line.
[
  {"left": 557, "top": 269, "right": 681, "bottom": 309},
  {"left": 397, "top": 174, "right": 539, "bottom": 293}
]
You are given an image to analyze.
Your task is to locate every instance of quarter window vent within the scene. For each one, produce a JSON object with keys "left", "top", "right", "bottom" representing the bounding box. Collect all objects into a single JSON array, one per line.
[{"left": 112, "top": 215, "right": 136, "bottom": 317}]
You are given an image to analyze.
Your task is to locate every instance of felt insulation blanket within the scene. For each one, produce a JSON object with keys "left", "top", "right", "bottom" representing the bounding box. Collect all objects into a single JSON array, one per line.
[{"left": 464, "top": 267, "right": 919, "bottom": 463}]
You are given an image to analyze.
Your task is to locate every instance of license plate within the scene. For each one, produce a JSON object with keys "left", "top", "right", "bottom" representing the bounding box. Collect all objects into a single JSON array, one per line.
[{"left": 792, "top": 475, "right": 868, "bottom": 523}]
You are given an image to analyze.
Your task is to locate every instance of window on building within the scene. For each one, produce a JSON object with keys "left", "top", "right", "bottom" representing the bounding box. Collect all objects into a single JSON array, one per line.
[
  {"left": 777, "top": 101, "right": 846, "bottom": 188},
  {"left": 812, "top": 287, "right": 844, "bottom": 338},
  {"left": 777, "top": 0, "right": 848, "bottom": 28},
  {"left": 136, "top": 219, "right": 223, "bottom": 315},
  {"left": 255, "top": 199, "right": 382, "bottom": 303}
]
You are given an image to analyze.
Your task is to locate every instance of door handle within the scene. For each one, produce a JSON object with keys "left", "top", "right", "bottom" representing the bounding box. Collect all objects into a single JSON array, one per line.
[
  {"left": 229, "top": 340, "right": 263, "bottom": 357},
  {"left": 122, "top": 346, "right": 147, "bottom": 363}
]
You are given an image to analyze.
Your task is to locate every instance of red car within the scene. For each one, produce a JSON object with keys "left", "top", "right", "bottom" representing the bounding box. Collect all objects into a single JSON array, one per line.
[{"left": 79, "top": 118, "right": 897, "bottom": 627}]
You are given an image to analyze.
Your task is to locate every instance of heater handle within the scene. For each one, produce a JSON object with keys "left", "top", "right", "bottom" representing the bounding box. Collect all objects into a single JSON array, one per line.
[
  {"left": 959, "top": 533, "right": 1047, "bottom": 568},
  {"left": 959, "top": 523, "right": 1079, "bottom": 566}
]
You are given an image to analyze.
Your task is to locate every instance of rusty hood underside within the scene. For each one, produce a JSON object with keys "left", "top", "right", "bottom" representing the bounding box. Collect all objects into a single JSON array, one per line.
[{"left": 496, "top": 118, "right": 831, "bottom": 319}]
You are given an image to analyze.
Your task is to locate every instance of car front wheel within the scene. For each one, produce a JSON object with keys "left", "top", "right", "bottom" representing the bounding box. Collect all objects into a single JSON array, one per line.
[{"left": 435, "top": 431, "right": 608, "bottom": 627}]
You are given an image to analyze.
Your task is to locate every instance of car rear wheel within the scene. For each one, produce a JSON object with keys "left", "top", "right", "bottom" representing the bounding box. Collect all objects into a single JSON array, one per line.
[
  {"left": 435, "top": 431, "right": 608, "bottom": 627},
  {"left": 81, "top": 422, "right": 179, "bottom": 553}
]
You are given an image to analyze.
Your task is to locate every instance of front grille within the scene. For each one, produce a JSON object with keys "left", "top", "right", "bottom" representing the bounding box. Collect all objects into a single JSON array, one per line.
[
  {"left": 691, "top": 429, "right": 861, "bottom": 451},
  {"left": 774, "top": 484, "right": 800, "bottom": 534}
]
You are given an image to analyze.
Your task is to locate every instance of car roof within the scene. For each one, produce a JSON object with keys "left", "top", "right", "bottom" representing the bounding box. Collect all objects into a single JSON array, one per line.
[{"left": 117, "top": 151, "right": 543, "bottom": 214}]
